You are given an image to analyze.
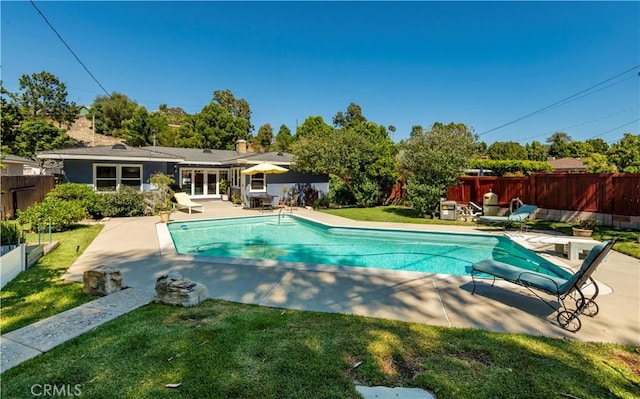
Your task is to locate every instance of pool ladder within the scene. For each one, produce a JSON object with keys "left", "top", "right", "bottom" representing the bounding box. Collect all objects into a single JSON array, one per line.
[{"left": 278, "top": 206, "right": 284, "bottom": 224}]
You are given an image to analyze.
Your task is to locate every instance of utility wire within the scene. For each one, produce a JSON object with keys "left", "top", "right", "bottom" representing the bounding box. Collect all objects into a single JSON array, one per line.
[
  {"left": 587, "top": 118, "right": 639, "bottom": 139},
  {"left": 479, "top": 65, "right": 640, "bottom": 136},
  {"left": 30, "top": 0, "right": 111, "bottom": 97}
]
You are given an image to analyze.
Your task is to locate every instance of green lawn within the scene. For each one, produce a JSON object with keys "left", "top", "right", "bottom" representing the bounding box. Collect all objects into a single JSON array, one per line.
[
  {"left": 2, "top": 300, "right": 639, "bottom": 399},
  {"left": 321, "top": 206, "right": 640, "bottom": 259},
  {"left": 0, "top": 224, "right": 103, "bottom": 333},
  {"left": 1, "top": 213, "right": 639, "bottom": 398}
]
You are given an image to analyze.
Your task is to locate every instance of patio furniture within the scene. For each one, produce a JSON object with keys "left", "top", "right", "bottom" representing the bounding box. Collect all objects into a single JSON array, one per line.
[
  {"left": 477, "top": 204, "right": 537, "bottom": 231},
  {"left": 471, "top": 239, "right": 615, "bottom": 332},
  {"left": 505, "top": 233, "right": 608, "bottom": 261},
  {"left": 173, "top": 192, "right": 205, "bottom": 214}
]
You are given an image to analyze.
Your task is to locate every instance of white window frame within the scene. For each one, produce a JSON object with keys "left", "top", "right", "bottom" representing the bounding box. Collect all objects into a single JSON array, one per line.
[
  {"left": 93, "top": 163, "right": 143, "bottom": 192},
  {"left": 249, "top": 172, "right": 266, "bottom": 192}
]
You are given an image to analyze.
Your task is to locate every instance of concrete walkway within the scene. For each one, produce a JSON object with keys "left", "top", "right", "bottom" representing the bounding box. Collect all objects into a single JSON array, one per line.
[{"left": 2, "top": 201, "right": 638, "bottom": 375}]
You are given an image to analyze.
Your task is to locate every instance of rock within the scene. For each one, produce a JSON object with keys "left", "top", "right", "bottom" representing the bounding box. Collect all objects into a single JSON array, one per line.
[
  {"left": 83, "top": 265, "right": 123, "bottom": 296},
  {"left": 155, "top": 272, "right": 208, "bottom": 307}
]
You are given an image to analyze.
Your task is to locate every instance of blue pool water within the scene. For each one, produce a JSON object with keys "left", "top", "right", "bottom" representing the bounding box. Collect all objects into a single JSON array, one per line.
[{"left": 167, "top": 215, "right": 572, "bottom": 277}]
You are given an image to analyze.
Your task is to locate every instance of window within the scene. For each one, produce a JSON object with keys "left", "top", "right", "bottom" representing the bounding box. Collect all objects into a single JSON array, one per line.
[
  {"left": 94, "top": 164, "right": 142, "bottom": 191},
  {"left": 250, "top": 173, "right": 265, "bottom": 191}
]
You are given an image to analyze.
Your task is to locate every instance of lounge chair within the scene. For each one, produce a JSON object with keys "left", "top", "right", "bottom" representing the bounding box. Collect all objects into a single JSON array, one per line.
[
  {"left": 477, "top": 204, "right": 537, "bottom": 231},
  {"left": 471, "top": 239, "right": 615, "bottom": 332},
  {"left": 173, "top": 192, "right": 204, "bottom": 214}
]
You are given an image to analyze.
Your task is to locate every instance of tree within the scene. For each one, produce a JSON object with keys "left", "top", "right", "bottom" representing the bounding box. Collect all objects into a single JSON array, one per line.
[
  {"left": 11, "top": 120, "right": 76, "bottom": 158},
  {"left": 213, "top": 89, "right": 253, "bottom": 134},
  {"left": 332, "top": 102, "right": 367, "bottom": 128},
  {"left": 567, "top": 141, "right": 595, "bottom": 158},
  {"left": 487, "top": 141, "right": 527, "bottom": 160},
  {"left": 0, "top": 91, "right": 23, "bottom": 153},
  {"left": 547, "top": 132, "right": 572, "bottom": 158},
  {"left": 121, "top": 106, "right": 170, "bottom": 147},
  {"left": 158, "top": 104, "right": 188, "bottom": 125},
  {"left": 585, "top": 138, "right": 609, "bottom": 154},
  {"left": 526, "top": 141, "right": 548, "bottom": 161},
  {"left": 387, "top": 125, "right": 396, "bottom": 141},
  {"left": 173, "top": 96, "right": 251, "bottom": 150},
  {"left": 255, "top": 123, "right": 274, "bottom": 150},
  {"left": 583, "top": 153, "right": 617, "bottom": 173},
  {"left": 608, "top": 133, "right": 640, "bottom": 173},
  {"left": 293, "top": 108, "right": 397, "bottom": 207},
  {"left": 91, "top": 92, "right": 138, "bottom": 136},
  {"left": 13, "top": 71, "right": 78, "bottom": 127},
  {"left": 273, "top": 124, "right": 294, "bottom": 152},
  {"left": 402, "top": 122, "right": 477, "bottom": 216},
  {"left": 295, "top": 115, "right": 333, "bottom": 139}
]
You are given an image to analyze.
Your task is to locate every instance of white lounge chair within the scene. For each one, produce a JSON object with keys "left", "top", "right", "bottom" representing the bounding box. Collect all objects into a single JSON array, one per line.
[{"left": 173, "top": 192, "right": 204, "bottom": 214}]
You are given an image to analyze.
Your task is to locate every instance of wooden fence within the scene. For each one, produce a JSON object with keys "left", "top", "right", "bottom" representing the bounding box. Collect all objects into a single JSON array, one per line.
[
  {"left": 0, "top": 175, "right": 56, "bottom": 218},
  {"left": 446, "top": 173, "right": 640, "bottom": 217}
]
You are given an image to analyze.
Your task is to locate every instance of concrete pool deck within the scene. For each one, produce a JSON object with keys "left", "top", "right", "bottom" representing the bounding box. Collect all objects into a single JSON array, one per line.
[{"left": 63, "top": 201, "right": 640, "bottom": 346}]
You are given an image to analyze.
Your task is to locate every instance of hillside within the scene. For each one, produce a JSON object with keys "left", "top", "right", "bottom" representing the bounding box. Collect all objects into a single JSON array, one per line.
[{"left": 66, "top": 116, "right": 124, "bottom": 147}]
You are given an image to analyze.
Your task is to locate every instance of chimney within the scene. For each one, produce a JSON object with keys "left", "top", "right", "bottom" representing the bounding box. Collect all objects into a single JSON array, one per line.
[{"left": 236, "top": 139, "right": 247, "bottom": 154}]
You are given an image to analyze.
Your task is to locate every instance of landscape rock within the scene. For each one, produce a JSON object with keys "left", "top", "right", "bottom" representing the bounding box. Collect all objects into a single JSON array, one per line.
[
  {"left": 83, "top": 265, "right": 123, "bottom": 296},
  {"left": 155, "top": 271, "right": 208, "bottom": 307}
]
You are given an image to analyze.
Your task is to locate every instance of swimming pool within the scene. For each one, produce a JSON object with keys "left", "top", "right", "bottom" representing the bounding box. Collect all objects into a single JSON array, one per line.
[{"left": 166, "top": 214, "right": 571, "bottom": 278}]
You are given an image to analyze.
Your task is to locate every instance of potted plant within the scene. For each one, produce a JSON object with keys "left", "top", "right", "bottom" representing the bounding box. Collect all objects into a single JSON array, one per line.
[
  {"left": 149, "top": 172, "right": 175, "bottom": 223},
  {"left": 220, "top": 179, "right": 230, "bottom": 201},
  {"left": 572, "top": 216, "right": 598, "bottom": 237}
]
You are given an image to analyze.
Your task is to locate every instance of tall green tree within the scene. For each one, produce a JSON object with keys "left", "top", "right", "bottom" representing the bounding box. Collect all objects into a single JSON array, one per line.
[
  {"left": 13, "top": 71, "right": 78, "bottom": 127},
  {"left": 11, "top": 120, "right": 76, "bottom": 158},
  {"left": 487, "top": 141, "right": 527, "bottom": 160},
  {"left": 295, "top": 116, "right": 333, "bottom": 139},
  {"left": 585, "top": 138, "right": 609, "bottom": 154},
  {"left": 174, "top": 95, "right": 251, "bottom": 150},
  {"left": 332, "top": 102, "right": 367, "bottom": 128},
  {"left": 158, "top": 104, "right": 188, "bottom": 125},
  {"left": 91, "top": 92, "right": 138, "bottom": 136},
  {"left": 213, "top": 89, "right": 253, "bottom": 134},
  {"left": 273, "top": 124, "right": 293, "bottom": 152},
  {"left": 255, "top": 123, "right": 274, "bottom": 150},
  {"left": 547, "top": 132, "right": 572, "bottom": 158},
  {"left": 526, "top": 140, "right": 548, "bottom": 161},
  {"left": 402, "top": 122, "right": 477, "bottom": 216},
  {"left": 567, "top": 141, "right": 595, "bottom": 158},
  {"left": 608, "top": 133, "right": 640, "bottom": 173},
  {"left": 583, "top": 153, "right": 617, "bottom": 173},
  {"left": 0, "top": 91, "right": 23, "bottom": 152},
  {"left": 121, "top": 106, "right": 170, "bottom": 147}
]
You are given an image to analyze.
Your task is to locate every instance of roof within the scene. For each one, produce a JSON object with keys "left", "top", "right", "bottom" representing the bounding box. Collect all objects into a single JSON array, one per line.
[
  {"left": 2, "top": 154, "right": 38, "bottom": 165},
  {"left": 548, "top": 157, "right": 587, "bottom": 172},
  {"left": 36, "top": 145, "right": 294, "bottom": 165}
]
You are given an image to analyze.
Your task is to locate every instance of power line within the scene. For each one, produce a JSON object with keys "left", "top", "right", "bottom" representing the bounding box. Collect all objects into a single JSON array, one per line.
[
  {"left": 518, "top": 105, "right": 639, "bottom": 142},
  {"left": 587, "top": 118, "right": 639, "bottom": 140},
  {"left": 30, "top": 0, "right": 111, "bottom": 97},
  {"left": 479, "top": 65, "right": 640, "bottom": 136}
]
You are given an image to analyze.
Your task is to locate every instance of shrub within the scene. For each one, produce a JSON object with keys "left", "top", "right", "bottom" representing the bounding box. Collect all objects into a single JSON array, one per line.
[
  {"left": 467, "top": 159, "right": 552, "bottom": 176},
  {"left": 0, "top": 222, "right": 23, "bottom": 245},
  {"left": 17, "top": 198, "right": 87, "bottom": 232},
  {"left": 102, "top": 186, "right": 145, "bottom": 217},
  {"left": 312, "top": 194, "right": 330, "bottom": 209},
  {"left": 46, "top": 183, "right": 106, "bottom": 219}
]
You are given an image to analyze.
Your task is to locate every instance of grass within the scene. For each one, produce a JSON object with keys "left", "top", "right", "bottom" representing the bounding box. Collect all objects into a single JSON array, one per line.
[
  {"left": 321, "top": 206, "right": 640, "bottom": 259},
  {"left": 0, "top": 223, "right": 103, "bottom": 333},
  {"left": 1, "top": 211, "right": 639, "bottom": 397},
  {"left": 1, "top": 300, "right": 639, "bottom": 398}
]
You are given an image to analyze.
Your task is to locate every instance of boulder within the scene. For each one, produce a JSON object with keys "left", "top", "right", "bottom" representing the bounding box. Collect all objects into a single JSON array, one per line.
[
  {"left": 155, "top": 271, "right": 208, "bottom": 307},
  {"left": 83, "top": 265, "right": 123, "bottom": 296}
]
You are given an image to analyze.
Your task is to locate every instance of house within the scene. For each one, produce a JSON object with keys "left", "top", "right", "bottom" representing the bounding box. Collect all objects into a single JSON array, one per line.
[
  {"left": 36, "top": 140, "right": 329, "bottom": 207},
  {"left": 1, "top": 154, "right": 39, "bottom": 176},
  {"left": 548, "top": 157, "right": 587, "bottom": 173}
]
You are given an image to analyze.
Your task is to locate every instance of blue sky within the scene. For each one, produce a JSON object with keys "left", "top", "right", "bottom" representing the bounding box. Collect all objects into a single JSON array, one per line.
[{"left": 2, "top": 1, "right": 638, "bottom": 145}]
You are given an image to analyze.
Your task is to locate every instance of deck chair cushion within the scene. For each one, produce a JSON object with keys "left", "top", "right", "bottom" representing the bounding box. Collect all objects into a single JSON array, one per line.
[{"left": 472, "top": 260, "right": 568, "bottom": 294}]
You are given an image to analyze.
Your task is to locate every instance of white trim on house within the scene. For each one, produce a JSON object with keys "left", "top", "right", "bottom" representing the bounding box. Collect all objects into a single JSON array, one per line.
[{"left": 39, "top": 154, "right": 179, "bottom": 162}]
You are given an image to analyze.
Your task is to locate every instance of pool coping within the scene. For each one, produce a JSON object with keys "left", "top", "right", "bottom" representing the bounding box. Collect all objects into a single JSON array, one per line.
[{"left": 61, "top": 204, "right": 639, "bottom": 345}]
